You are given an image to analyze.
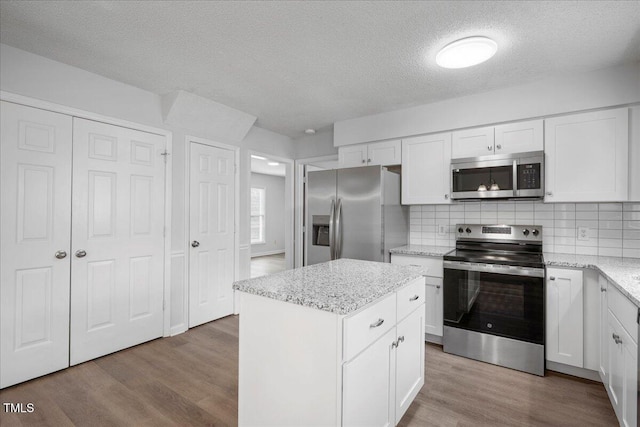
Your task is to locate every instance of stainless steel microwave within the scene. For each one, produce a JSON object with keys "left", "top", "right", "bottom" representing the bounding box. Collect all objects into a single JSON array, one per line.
[{"left": 450, "top": 151, "right": 544, "bottom": 200}]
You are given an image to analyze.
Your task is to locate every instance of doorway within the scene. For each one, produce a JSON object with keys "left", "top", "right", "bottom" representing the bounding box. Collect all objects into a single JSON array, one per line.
[{"left": 249, "top": 152, "right": 294, "bottom": 278}]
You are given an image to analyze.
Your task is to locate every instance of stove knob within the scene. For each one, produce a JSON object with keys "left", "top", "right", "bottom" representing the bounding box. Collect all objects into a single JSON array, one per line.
[
  {"left": 458, "top": 227, "right": 464, "bottom": 233},
  {"left": 523, "top": 229, "right": 530, "bottom": 236},
  {"left": 465, "top": 227, "right": 472, "bottom": 234},
  {"left": 532, "top": 229, "right": 539, "bottom": 236}
]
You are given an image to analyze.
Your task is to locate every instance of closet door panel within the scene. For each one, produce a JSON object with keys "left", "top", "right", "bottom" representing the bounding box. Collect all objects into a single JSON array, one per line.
[
  {"left": 1, "top": 101, "right": 72, "bottom": 388},
  {"left": 70, "top": 118, "right": 165, "bottom": 365}
]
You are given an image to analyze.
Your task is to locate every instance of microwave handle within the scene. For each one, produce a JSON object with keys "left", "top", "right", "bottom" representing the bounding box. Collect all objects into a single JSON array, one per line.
[{"left": 512, "top": 160, "right": 518, "bottom": 197}]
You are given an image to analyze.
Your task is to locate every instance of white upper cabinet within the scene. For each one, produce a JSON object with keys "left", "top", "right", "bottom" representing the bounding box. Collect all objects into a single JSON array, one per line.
[
  {"left": 401, "top": 133, "right": 452, "bottom": 204},
  {"left": 338, "top": 139, "right": 401, "bottom": 168},
  {"left": 452, "top": 120, "right": 543, "bottom": 159},
  {"left": 451, "top": 126, "right": 494, "bottom": 158},
  {"left": 545, "top": 108, "right": 629, "bottom": 202},
  {"left": 338, "top": 144, "right": 368, "bottom": 167},
  {"left": 494, "top": 119, "right": 543, "bottom": 155}
]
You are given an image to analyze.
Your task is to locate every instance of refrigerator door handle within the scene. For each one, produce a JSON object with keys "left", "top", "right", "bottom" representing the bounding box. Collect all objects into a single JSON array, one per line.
[
  {"left": 335, "top": 198, "right": 342, "bottom": 259},
  {"left": 329, "top": 199, "right": 336, "bottom": 260}
]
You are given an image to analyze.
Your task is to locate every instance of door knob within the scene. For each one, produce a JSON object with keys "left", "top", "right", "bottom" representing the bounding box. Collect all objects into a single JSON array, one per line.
[
  {"left": 191, "top": 240, "right": 200, "bottom": 248},
  {"left": 55, "top": 250, "right": 67, "bottom": 259},
  {"left": 75, "top": 250, "right": 87, "bottom": 258}
]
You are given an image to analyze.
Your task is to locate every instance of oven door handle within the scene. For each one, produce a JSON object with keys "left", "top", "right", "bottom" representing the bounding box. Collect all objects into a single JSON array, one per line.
[{"left": 443, "top": 260, "right": 545, "bottom": 278}]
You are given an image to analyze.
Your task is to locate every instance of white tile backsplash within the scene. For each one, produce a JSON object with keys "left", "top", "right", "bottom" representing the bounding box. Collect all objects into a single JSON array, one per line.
[{"left": 408, "top": 202, "right": 640, "bottom": 258}]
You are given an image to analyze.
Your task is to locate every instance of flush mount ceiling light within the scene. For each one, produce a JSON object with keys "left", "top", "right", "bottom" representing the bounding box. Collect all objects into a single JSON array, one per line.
[
  {"left": 251, "top": 155, "right": 267, "bottom": 160},
  {"left": 436, "top": 36, "right": 497, "bottom": 69},
  {"left": 304, "top": 129, "right": 316, "bottom": 135},
  {"left": 268, "top": 162, "right": 280, "bottom": 166}
]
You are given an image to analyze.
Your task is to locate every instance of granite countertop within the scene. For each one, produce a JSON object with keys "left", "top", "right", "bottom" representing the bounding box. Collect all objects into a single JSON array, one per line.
[
  {"left": 389, "top": 244, "right": 454, "bottom": 257},
  {"left": 233, "top": 258, "right": 423, "bottom": 315},
  {"left": 544, "top": 253, "right": 640, "bottom": 307}
]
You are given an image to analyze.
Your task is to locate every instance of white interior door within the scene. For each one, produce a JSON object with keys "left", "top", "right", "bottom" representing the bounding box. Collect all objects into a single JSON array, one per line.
[
  {"left": 1, "top": 101, "right": 72, "bottom": 388},
  {"left": 70, "top": 118, "right": 166, "bottom": 365},
  {"left": 189, "top": 142, "right": 235, "bottom": 327}
]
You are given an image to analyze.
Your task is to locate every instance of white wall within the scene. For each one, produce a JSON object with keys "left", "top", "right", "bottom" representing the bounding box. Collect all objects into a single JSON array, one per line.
[
  {"left": 250, "top": 173, "right": 285, "bottom": 256},
  {"left": 0, "top": 43, "right": 295, "bottom": 334},
  {"left": 293, "top": 128, "right": 337, "bottom": 159},
  {"left": 334, "top": 62, "right": 640, "bottom": 146}
]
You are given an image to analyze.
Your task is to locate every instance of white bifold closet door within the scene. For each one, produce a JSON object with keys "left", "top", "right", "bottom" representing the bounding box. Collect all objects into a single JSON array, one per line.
[
  {"left": 189, "top": 142, "right": 235, "bottom": 327},
  {"left": 70, "top": 118, "right": 166, "bottom": 365},
  {"left": 0, "top": 101, "right": 73, "bottom": 388}
]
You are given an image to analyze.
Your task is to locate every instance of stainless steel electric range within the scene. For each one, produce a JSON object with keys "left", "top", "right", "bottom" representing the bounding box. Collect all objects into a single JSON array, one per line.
[{"left": 443, "top": 224, "right": 545, "bottom": 376}]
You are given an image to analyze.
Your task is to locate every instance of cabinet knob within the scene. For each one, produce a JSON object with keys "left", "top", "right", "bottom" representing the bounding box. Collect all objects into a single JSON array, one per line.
[
  {"left": 55, "top": 250, "right": 67, "bottom": 259},
  {"left": 549, "top": 276, "right": 556, "bottom": 281},
  {"left": 546, "top": 191, "right": 553, "bottom": 196},
  {"left": 444, "top": 194, "right": 449, "bottom": 199},
  {"left": 75, "top": 249, "right": 87, "bottom": 258},
  {"left": 392, "top": 340, "right": 398, "bottom": 349},
  {"left": 436, "top": 285, "right": 441, "bottom": 289},
  {"left": 409, "top": 295, "right": 419, "bottom": 301},
  {"left": 397, "top": 335, "right": 405, "bottom": 344},
  {"left": 367, "top": 158, "right": 371, "bottom": 163},
  {"left": 487, "top": 146, "right": 492, "bottom": 151},
  {"left": 369, "top": 318, "right": 384, "bottom": 328},
  {"left": 601, "top": 287, "right": 607, "bottom": 292},
  {"left": 496, "top": 144, "right": 502, "bottom": 150},
  {"left": 361, "top": 159, "right": 366, "bottom": 164}
]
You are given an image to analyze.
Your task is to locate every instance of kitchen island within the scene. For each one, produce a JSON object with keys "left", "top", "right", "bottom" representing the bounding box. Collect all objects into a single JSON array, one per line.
[{"left": 233, "top": 259, "right": 426, "bottom": 426}]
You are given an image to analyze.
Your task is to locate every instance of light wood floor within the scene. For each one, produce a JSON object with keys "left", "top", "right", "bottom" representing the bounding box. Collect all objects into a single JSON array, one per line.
[
  {"left": 0, "top": 315, "right": 617, "bottom": 426},
  {"left": 250, "top": 252, "right": 285, "bottom": 278}
]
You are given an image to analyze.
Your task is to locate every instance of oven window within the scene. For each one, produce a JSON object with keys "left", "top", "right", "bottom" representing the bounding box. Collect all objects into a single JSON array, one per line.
[
  {"left": 443, "top": 268, "right": 544, "bottom": 344},
  {"left": 452, "top": 165, "right": 513, "bottom": 192}
]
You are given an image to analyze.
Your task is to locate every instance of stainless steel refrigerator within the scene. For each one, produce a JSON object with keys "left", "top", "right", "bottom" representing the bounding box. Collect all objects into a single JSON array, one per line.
[{"left": 304, "top": 165, "right": 408, "bottom": 265}]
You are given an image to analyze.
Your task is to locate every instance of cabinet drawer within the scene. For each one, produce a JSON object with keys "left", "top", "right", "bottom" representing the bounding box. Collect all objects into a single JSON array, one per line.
[
  {"left": 343, "top": 293, "right": 396, "bottom": 361},
  {"left": 608, "top": 283, "right": 638, "bottom": 342},
  {"left": 397, "top": 277, "right": 426, "bottom": 321},
  {"left": 391, "top": 254, "right": 444, "bottom": 278}
]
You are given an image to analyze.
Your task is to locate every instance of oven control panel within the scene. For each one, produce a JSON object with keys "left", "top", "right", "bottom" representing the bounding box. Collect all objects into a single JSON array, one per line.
[{"left": 456, "top": 224, "right": 542, "bottom": 242}]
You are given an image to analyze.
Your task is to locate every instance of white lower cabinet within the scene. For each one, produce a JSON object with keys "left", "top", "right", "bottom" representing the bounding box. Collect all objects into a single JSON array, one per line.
[
  {"left": 391, "top": 254, "right": 444, "bottom": 341},
  {"left": 545, "top": 268, "right": 584, "bottom": 367},
  {"left": 342, "top": 305, "right": 424, "bottom": 427},
  {"left": 599, "top": 275, "right": 609, "bottom": 383},
  {"left": 604, "top": 279, "right": 638, "bottom": 427}
]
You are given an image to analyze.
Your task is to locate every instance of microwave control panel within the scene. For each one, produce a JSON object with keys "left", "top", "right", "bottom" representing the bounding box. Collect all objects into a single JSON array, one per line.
[{"left": 517, "top": 163, "right": 541, "bottom": 189}]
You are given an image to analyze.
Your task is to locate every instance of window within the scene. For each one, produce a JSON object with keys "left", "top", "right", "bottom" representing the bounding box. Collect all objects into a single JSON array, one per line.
[{"left": 250, "top": 187, "right": 266, "bottom": 244}]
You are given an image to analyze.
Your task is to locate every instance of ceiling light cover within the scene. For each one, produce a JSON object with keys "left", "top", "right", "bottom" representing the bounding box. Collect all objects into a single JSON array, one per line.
[
  {"left": 436, "top": 37, "right": 497, "bottom": 69},
  {"left": 251, "top": 155, "right": 267, "bottom": 160},
  {"left": 304, "top": 129, "right": 316, "bottom": 135},
  {"left": 267, "top": 162, "right": 280, "bottom": 166}
]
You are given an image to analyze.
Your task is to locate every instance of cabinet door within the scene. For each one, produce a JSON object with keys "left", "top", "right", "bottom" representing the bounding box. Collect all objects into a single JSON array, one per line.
[
  {"left": 0, "top": 101, "right": 72, "bottom": 388},
  {"left": 401, "top": 133, "right": 452, "bottom": 204},
  {"left": 545, "top": 108, "right": 628, "bottom": 202},
  {"left": 424, "top": 277, "right": 443, "bottom": 337},
  {"left": 599, "top": 276, "right": 609, "bottom": 384},
  {"left": 368, "top": 139, "right": 401, "bottom": 166},
  {"left": 451, "top": 126, "right": 494, "bottom": 159},
  {"left": 494, "top": 119, "right": 543, "bottom": 155},
  {"left": 622, "top": 327, "right": 637, "bottom": 427},
  {"left": 546, "top": 268, "right": 584, "bottom": 367},
  {"left": 339, "top": 144, "right": 368, "bottom": 168},
  {"left": 343, "top": 327, "right": 396, "bottom": 427},
  {"left": 395, "top": 305, "right": 425, "bottom": 424},
  {"left": 608, "top": 312, "right": 624, "bottom": 420}
]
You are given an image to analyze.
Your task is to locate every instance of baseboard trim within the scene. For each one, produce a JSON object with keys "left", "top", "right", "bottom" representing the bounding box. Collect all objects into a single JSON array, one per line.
[
  {"left": 425, "top": 333, "right": 443, "bottom": 345},
  {"left": 546, "top": 361, "right": 602, "bottom": 382},
  {"left": 251, "top": 250, "right": 285, "bottom": 258}
]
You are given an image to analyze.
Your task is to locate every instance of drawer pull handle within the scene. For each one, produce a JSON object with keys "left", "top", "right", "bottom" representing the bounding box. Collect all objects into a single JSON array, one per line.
[
  {"left": 409, "top": 295, "right": 419, "bottom": 301},
  {"left": 392, "top": 340, "right": 398, "bottom": 349},
  {"left": 370, "top": 318, "right": 384, "bottom": 328},
  {"left": 600, "top": 287, "right": 607, "bottom": 292},
  {"left": 436, "top": 285, "right": 441, "bottom": 289},
  {"left": 397, "top": 335, "right": 405, "bottom": 344}
]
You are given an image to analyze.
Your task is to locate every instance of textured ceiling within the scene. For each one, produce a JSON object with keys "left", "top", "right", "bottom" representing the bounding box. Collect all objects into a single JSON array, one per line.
[{"left": 1, "top": 1, "right": 639, "bottom": 137}]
